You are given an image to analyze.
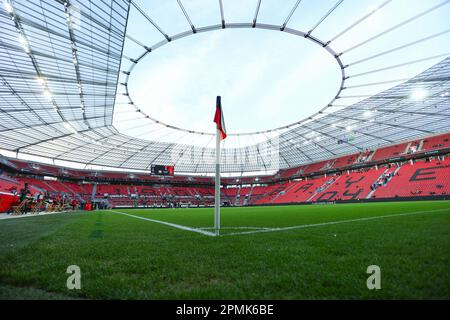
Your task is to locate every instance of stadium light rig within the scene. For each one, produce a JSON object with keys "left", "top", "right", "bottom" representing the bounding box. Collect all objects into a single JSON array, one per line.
[
  {"left": 363, "top": 110, "right": 372, "bottom": 117},
  {"left": 17, "top": 34, "right": 30, "bottom": 53},
  {"left": 36, "top": 77, "right": 45, "bottom": 85},
  {"left": 411, "top": 89, "right": 428, "bottom": 101},
  {"left": 4, "top": 1, "right": 12, "bottom": 13},
  {"left": 43, "top": 89, "right": 52, "bottom": 100}
]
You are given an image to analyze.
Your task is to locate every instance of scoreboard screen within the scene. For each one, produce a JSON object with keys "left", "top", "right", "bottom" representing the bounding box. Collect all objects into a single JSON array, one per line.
[{"left": 151, "top": 165, "right": 174, "bottom": 176}]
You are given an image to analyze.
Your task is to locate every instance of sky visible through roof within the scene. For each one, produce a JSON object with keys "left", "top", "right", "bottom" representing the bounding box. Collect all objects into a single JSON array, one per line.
[
  {"left": 115, "top": 0, "right": 450, "bottom": 141},
  {"left": 0, "top": 0, "right": 449, "bottom": 173}
]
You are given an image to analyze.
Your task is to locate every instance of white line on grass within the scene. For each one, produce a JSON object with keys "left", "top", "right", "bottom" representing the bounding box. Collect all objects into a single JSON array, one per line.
[
  {"left": 197, "top": 226, "right": 272, "bottom": 230},
  {"left": 224, "top": 208, "right": 450, "bottom": 236},
  {"left": 107, "top": 210, "right": 217, "bottom": 237},
  {"left": 107, "top": 208, "right": 449, "bottom": 237},
  {"left": 0, "top": 211, "right": 74, "bottom": 220}
]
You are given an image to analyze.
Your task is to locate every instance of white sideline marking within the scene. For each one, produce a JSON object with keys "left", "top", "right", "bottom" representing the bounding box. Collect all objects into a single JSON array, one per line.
[
  {"left": 107, "top": 208, "right": 449, "bottom": 237},
  {"left": 0, "top": 211, "right": 72, "bottom": 220},
  {"left": 225, "top": 208, "right": 450, "bottom": 236},
  {"left": 107, "top": 210, "right": 216, "bottom": 237}
]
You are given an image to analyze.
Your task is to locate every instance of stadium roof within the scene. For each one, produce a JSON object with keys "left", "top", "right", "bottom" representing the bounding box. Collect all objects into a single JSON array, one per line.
[{"left": 0, "top": 0, "right": 449, "bottom": 174}]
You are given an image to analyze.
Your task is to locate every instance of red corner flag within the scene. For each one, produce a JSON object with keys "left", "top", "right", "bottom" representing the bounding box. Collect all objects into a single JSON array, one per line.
[{"left": 213, "top": 96, "right": 227, "bottom": 140}]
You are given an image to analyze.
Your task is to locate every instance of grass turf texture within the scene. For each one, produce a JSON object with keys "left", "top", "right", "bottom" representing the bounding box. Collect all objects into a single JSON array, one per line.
[{"left": 0, "top": 201, "right": 449, "bottom": 299}]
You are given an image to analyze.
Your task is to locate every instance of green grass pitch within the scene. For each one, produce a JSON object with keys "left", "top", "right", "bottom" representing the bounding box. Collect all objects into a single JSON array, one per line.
[{"left": 0, "top": 201, "right": 449, "bottom": 299}]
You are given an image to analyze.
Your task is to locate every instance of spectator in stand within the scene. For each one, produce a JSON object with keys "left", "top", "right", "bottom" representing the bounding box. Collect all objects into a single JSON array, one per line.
[
  {"left": 18, "top": 183, "right": 30, "bottom": 214},
  {"left": 43, "top": 192, "right": 51, "bottom": 211},
  {"left": 62, "top": 194, "right": 67, "bottom": 206},
  {"left": 19, "top": 183, "right": 29, "bottom": 202},
  {"left": 71, "top": 199, "right": 78, "bottom": 210},
  {"left": 45, "top": 198, "right": 54, "bottom": 210}
]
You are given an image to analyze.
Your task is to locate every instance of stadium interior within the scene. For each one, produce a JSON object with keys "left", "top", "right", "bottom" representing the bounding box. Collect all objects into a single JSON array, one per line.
[
  {"left": 1, "top": 131, "right": 449, "bottom": 213},
  {"left": 0, "top": 0, "right": 449, "bottom": 302}
]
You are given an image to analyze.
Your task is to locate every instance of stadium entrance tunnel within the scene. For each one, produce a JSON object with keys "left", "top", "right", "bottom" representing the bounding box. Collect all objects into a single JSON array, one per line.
[{"left": 121, "top": 26, "right": 343, "bottom": 136}]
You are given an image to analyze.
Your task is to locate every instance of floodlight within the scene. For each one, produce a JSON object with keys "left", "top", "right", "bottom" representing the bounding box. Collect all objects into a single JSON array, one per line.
[
  {"left": 363, "top": 110, "right": 372, "bottom": 117},
  {"left": 4, "top": 1, "right": 12, "bottom": 13},
  {"left": 411, "top": 89, "right": 428, "bottom": 101},
  {"left": 43, "top": 90, "right": 52, "bottom": 100},
  {"left": 36, "top": 77, "right": 45, "bottom": 85}
]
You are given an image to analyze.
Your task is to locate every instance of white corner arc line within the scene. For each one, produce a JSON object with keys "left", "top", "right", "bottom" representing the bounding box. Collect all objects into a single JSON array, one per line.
[
  {"left": 225, "top": 208, "right": 450, "bottom": 236},
  {"left": 107, "top": 210, "right": 216, "bottom": 237},
  {"left": 107, "top": 208, "right": 449, "bottom": 237},
  {"left": 197, "top": 226, "right": 272, "bottom": 230}
]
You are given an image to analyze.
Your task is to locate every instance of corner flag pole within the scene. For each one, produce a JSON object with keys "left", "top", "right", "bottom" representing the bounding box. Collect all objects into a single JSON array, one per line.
[
  {"left": 213, "top": 96, "right": 226, "bottom": 236},
  {"left": 215, "top": 125, "right": 221, "bottom": 236}
]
